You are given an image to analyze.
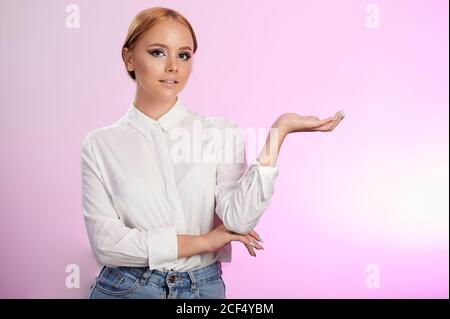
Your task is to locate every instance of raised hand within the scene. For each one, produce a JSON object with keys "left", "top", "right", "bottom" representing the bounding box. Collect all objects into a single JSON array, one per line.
[
  {"left": 257, "top": 110, "right": 345, "bottom": 167},
  {"left": 275, "top": 110, "right": 345, "bottom": 135}
]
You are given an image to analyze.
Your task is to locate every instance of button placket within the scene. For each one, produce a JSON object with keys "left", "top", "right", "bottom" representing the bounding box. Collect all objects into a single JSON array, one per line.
[{"left": 151, "top": 124, "right": 185, "bottom": 232}]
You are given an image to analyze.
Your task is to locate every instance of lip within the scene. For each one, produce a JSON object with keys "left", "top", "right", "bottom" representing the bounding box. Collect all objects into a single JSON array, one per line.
[
  {"left": 159, "top": 80, "right": 178, "bottom": 88},
  {"left": 159, "top": 79, "right": 178, "bottom": 82}
]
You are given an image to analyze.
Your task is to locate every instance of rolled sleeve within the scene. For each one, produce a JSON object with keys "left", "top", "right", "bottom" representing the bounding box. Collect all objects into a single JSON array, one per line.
[
  {"left": 147, "top": 226, "right": 178, "bottom": 269},
  {"left": 250, "top": 160, "right": 280, "bottom": 200},
  {"left": 214, "top": 120, "right": 280, "bottom": 234}
]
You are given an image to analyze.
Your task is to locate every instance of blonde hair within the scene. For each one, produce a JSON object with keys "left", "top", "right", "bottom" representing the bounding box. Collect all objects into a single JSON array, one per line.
[{"left": 121, "top": 7, "right": 198, "bottom": 81}]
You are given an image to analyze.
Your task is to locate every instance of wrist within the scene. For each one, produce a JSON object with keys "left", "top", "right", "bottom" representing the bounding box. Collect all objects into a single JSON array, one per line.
[
  {"left": 197, "top": 234, "right": 211, "bottom": 254},
  {"left": 272, "top": 120, "right": 289, "bottom": 138}
]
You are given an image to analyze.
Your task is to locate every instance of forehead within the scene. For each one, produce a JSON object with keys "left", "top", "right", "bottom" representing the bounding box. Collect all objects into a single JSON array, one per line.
[{"left": 140, "top": 18, "right": 193, "bottom": 48}]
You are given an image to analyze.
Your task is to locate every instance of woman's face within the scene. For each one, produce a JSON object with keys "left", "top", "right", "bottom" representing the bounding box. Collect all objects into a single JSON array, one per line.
[{"left": 123, "top": 18, "right": 194, "bottom": 101}]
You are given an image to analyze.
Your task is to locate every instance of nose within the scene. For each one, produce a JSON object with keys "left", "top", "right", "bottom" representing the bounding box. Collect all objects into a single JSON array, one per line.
[{"left": 165, "top": 56, "right": 178, "bottom": 73}]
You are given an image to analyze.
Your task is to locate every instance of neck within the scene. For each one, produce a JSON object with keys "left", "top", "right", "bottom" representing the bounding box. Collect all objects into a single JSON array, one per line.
[{"left": 133, "top": 87, "right": 177, "bottom": 121}]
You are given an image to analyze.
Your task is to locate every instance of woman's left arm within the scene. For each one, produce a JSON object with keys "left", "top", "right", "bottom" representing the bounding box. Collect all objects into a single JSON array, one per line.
[{"left": 214, "top": 110, "right": 345, "bottom": 235}]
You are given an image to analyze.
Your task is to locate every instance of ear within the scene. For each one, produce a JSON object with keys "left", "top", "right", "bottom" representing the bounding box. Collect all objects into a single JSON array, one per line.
[{"left": 122, "top": 47, "right": 134, "bottom": 72}]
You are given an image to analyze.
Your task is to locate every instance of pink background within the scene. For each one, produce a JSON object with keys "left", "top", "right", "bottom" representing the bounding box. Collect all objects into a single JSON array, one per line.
[{"left": 0, "top": 0, "right": 448, "bottom": 298}]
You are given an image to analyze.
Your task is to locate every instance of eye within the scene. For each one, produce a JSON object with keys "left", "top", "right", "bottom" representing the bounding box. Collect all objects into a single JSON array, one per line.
[
  {"left": 147, "top": 49, "right": 191, "bottom": 61},
  {"left": 179, "top": 52, "right": 191, "bottom": 61},
  {"left": 148, "top": 49, "right": 165, "bottom": 58}
]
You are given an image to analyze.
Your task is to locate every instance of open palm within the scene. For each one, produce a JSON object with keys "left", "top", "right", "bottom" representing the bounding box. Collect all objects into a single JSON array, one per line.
[{"left": 276, "top": 110, "right": 345, "bottom": 134}]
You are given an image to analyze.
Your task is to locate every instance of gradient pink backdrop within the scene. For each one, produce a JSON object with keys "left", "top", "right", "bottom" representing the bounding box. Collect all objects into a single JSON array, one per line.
[{"left": 0, "top": 0, "right": 448, "bottom": 298}]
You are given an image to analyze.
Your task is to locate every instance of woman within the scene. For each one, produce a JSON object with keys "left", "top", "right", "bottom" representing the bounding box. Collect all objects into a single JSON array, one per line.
[{"left": 81, "top": 7, "right": 344, "bottom": 299}]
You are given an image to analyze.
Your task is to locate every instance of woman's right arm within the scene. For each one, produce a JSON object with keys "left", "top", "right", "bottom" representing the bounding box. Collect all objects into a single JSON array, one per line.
[
  {"left": 82, "top": 135, "right": 262, "bottom": 267},
  {"left": 177, "top": 235, "right": 207, "bottom": 258},
  {"left": 178, "top": 224, "right": 264, "bottom": 258},
  {"left": 82, "top": 137, "right": 181, "bottom": 268}
]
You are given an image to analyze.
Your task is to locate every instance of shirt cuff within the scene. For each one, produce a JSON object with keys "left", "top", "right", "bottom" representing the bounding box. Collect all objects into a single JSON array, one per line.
[
  {"left": 147, "top": 226, "right": 178, "bottom": 269},
  {"left": 250, "top": 160, "right": 280, "bottom": 200}
]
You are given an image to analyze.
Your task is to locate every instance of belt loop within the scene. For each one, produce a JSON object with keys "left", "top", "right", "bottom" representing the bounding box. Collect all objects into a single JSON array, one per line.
[
  {"left": 140, "top": 268, "right": 154, "bottom": 285},
  {"left": 188, "top": 271, "right": 197, "bottom": 291}
]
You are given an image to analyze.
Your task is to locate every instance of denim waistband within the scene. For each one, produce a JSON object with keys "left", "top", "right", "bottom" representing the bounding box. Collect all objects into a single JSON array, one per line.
[{"left": 106, "top": 261, "right": 222, "bottom": 288}]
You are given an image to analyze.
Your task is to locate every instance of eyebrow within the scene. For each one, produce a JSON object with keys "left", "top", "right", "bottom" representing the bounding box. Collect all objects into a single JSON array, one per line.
[{"left": 147, "top": 43, "right": 193, "bottom": 51}]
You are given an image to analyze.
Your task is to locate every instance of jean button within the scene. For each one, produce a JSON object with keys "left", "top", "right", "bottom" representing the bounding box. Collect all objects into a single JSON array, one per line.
[{"left": 169, "top": 275, "right": 176, "bottom": 283}]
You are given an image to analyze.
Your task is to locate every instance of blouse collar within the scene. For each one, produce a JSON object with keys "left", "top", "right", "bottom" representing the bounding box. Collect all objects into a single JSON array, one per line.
[{"left": 125, "top": 96, "right": 188, "bottom": 137}]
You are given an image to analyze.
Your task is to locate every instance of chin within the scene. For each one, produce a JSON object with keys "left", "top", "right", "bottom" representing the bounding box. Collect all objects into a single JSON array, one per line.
[{"left": 157, "top": 90, "right": 179, "bottom": 100}]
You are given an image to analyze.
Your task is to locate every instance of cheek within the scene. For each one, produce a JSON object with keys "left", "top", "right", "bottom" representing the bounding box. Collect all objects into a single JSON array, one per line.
[
  {"left": 179, "top": 63, "right": 192, "bottom": 81},
  {"left": 137, "top": 58, "right": 161, "bottom": 77}
]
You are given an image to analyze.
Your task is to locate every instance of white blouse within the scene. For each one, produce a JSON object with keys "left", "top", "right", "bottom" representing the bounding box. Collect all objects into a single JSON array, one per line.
[{"left": 81, "top": 97, "right": 280, "bottom": 271}]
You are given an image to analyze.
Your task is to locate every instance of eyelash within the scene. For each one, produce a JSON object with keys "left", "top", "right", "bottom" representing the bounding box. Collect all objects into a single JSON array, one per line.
[{"left": 148, "top": 49, "right": 191, "bottom": 61}]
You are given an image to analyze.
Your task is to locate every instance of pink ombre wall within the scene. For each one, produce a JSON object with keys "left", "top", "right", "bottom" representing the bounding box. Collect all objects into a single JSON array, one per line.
[{"left": 0, "top": 0, "right": 448, "bottom": 298}]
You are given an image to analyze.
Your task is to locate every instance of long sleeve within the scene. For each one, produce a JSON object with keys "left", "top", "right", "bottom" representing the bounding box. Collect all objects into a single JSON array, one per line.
[
  {"left": 214, "top": 121, "right": 280, "bottom": 234},
  {"left": 81, "top": 136, "right": 178, "bottom": 268}
]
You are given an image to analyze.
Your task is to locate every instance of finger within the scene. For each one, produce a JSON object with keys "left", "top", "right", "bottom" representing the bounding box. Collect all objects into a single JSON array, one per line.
[
  {"left": 249, "top": 230, "right": 259, "bottom": 238},
  {"left": 318, "top": 115, "right": 337, "bottom": 125},
  {"left": 311, "top": 113, "right": 342, "bottom": 131},
  {"left": 301, "top": 117, "right": 333, "bottom": 130},
  {"left": 246, "top": 235, "right": 264, "bottom": 250},
  {"left": 328, "top": 112, "right": 344, "bottom": 131},
  {"left": 328, "top": 117, "right": 342, "bottom": 131},
  {"left": 244, "top": 243, "right": 256, "bottom": 257},
  {"left": 249, "top": 230, "right": 263, "bottom": 242},
  {"left": 236, "top": 234, "right": 263, "bottom": 250},
  {"left": 309, "top": 117, "right": 335, "bottom": 129},
  {"left": 317, "top": 121, "right": 338, "bottom": 131}
]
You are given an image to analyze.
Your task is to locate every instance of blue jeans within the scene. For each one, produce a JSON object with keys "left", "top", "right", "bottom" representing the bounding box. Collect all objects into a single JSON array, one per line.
[{"left": 88, "top": 261, "right": 226, "bottom": 299}]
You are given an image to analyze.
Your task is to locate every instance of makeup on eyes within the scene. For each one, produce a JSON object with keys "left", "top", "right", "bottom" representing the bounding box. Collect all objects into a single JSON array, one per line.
[{"left": 147, "top": 49, "right": 191, "bottom": 60}]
